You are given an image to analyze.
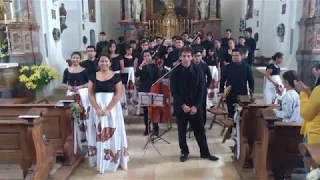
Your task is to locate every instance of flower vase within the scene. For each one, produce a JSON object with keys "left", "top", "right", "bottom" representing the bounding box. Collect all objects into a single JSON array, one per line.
[{"left": 36, "top": 89, "right": 44, "bottom": 101}]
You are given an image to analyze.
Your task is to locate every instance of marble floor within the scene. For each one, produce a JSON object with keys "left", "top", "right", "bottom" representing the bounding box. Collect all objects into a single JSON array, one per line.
[{"left": 69, "top": 123, "right": 239, "bottom": 180}]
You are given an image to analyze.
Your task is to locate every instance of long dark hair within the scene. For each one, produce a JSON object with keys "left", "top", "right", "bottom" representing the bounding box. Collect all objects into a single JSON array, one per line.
[
  {"left": 105, "top": 41, "right": 118, "bottom": 55},
  {"left": 282, "top": 70, "right": 298, "bottom": 88},
  {"left": 272, "top": 52, "right": 283, "bottom": 60}
]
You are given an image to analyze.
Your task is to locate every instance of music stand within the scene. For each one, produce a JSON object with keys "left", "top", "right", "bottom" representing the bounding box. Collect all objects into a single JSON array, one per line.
[{"left": 138, "top": 92, "right": 170, "bottom": 155}]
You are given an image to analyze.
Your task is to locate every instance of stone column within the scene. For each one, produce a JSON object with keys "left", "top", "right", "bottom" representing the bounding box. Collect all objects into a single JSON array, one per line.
[
  {"left": 209, "top": 0, "right": 217, "bottom": 19},
  {"left": 12, "top": 0, "right": 22, "bottom": 21},
  {"left": 194, "top": 0, "right": 199, "bottom": 20},
  {"left": 124, "top": 0, "right": 132, "bottom": 20},
  {"left": 142, "top": 0, "right": 146, "bottom": 22},
  {"left": 296, "top": 18, "right": 320, "bottom": 87}
]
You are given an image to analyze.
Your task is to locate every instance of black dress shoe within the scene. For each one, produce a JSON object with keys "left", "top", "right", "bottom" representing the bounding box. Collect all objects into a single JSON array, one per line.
[
  {"left": 180, "top": 153, "right": 189, "bottom": 162},
  {"left": 201, "top": 154, "right": 219, "bottom": 161},
  {"left": 143, "top": 129, "right": 148, "bottom": 136},
  {"left": 153, "top": 128, "right": 159, "bottom": 136}
]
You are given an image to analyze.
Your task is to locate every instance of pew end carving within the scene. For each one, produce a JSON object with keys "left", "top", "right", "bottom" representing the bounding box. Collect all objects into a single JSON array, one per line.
[
  {"left": 0, "top": 108, "right": 56, "bottom": 179},
  {"left": 299, "top": 143, "right": 320, "bottom": 170}
]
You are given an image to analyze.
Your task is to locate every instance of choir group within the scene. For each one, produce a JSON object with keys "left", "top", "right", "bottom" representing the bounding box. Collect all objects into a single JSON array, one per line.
[{"left": 62, "top": 29, "right": 320, "bottom": 176}]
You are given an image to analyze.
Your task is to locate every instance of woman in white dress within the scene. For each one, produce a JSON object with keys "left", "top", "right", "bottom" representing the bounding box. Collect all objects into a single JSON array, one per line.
[
  {"left": 62, "top": 52, "right": 89, "bottom": 143},
  {"left": 263, "top": 52, "right": 285, "bottom": 104},
  {"left": 87, "top": 53, "right": 129, "bottom": 173},
  {"left": 106, "top": 42, "right": 128, "bottom": 116},
  {"left": 204, "top": 47, "right": 220, "bottom": 108},
  {"left": 274, "top": 70, "right": 303, "bottom": 122},
  {"left": 123, "top": 46, "right": 136, "bottom": 104}
]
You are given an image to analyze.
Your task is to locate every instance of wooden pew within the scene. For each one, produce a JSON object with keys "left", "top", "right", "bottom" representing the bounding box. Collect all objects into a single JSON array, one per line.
[
  {"left": 0, "top": 108, "right": 56, "bottom": 179},
  {"left": 234, "top": 102, "right": 277, "bottom": 180},
  {"left": 272, "top": 121, "right": 303, "bottom": 179},
  {"left": 299, "top": 143, "right": 320, "bottom": 170},
  {"left": 0, "top": 97, "right": 80, "bottom": 165},
  {"left": 0, "top": 98, "right": 32, "bottom": 104}
]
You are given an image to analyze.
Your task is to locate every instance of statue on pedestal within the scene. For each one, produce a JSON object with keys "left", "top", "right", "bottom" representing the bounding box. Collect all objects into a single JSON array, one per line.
[
  {"left": 163, "top": 2, "right": 178, "bottom": 39},
  {"left": 197, "top": 0, "right": 209, "bottom": 20},
  {"left": 132, "top": 0, "right": 142, "bottom": 22}
]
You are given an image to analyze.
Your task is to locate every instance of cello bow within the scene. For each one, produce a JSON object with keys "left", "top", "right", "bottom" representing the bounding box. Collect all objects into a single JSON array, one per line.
[
  {"left": 152, "top": 37, "right": 166, "bottom": 59},
  {"left": 151, "top": 32, "right": 202, "bottom": 86}
]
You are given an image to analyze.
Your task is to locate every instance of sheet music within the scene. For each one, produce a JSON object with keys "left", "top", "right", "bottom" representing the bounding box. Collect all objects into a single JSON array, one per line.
[
  {"left": 59, "top": 99, "right": 75, "bottom": 103},
  {"left": 18, "top": 115, "right": 40, "bottom": 119},
  {"left": 138, "top": 92, "right": 164, "bottom": 107}
]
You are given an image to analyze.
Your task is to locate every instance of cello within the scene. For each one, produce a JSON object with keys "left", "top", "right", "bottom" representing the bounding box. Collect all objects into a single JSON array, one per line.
[{"left": 148, "top": 38, "right": 172, "bottom": 123}]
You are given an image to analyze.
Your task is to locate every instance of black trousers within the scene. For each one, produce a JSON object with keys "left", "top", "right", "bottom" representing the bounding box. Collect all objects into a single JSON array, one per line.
[
  {"left": 176, "top": 108, "right": 210, "bottom": 156},
  {"left": 143, "top": 107, "right": 159, "bottom": 130},
  {"left": 226, "top": 98, "right": 238, "bottom": 119},
  {"left": 202, "top": 91, "right": 207, "bottom": 126}
]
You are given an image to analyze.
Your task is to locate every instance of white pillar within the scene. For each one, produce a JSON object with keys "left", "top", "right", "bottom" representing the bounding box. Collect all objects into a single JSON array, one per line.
[
  {"left": 142, "top": 0, "right": 146, "bottom": 22},
  {"left": 209, "top": 0, "right": 217, "bottom": 19}
]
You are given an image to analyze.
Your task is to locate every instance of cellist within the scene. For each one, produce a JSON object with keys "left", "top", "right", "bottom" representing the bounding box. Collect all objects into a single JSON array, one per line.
[{"left": 135, "top": 50, "right": 160, "bottom": 136}]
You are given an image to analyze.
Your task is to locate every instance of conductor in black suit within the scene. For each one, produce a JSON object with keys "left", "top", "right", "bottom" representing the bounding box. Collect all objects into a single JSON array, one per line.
[{"left": 170, "top": 47, "right": 219, "bottom": 162}]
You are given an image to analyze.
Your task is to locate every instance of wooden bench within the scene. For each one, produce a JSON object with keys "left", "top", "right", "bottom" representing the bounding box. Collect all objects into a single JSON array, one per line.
[
  {"left": 0, "top": 98, "right": 32, "bottom": 104},
  {"left": 299, "top": 143, "right": 320, "bottom": 170},
  {"left": 0, "top": 97, "right": 79, "bottom": 165},
  {"left": 0, "top": 108, "right": 56, "bottom": 179},
  {"left": 272, "top": 121, "right": 303, "bottom": 179}
]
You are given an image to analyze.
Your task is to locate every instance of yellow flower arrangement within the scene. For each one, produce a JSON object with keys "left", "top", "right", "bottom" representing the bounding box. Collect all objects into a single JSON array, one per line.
[{"left": 19, "top": 65, "right": 60, "bottom": 90}]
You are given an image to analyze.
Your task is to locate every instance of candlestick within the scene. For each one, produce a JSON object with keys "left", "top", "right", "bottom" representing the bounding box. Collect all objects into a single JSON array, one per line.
[
  {"left": 4, "top": 14, "right": 7, "bottom": 24},
  {"left": 149, "top": 20, "right": 151, "bottom": 31}
]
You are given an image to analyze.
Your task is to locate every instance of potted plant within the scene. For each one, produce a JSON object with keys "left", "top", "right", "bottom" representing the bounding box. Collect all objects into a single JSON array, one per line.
[
  {"left": 19, "top": 65, "right": 60, "bottom": 99},
  {"left": 0, "top": 38, "right": 9, "bottom": 63}
]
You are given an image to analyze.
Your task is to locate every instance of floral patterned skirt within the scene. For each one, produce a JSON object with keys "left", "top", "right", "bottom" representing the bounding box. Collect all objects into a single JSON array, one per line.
[{"left": 88, "top": 92, "right": 129, "bottom": 173}]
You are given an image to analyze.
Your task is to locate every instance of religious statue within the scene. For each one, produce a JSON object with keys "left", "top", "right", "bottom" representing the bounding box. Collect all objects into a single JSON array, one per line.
[
  {"left": 59, "top": 3, "right": 67, "bottom": 33},
  {"left": 163, "top": 3, "right": 178, "bottom": 39},
  {"left": 197, "top": 0, "right": 209, "bottom": 20},
  {"left": 132, "top": 0, "right": 142, "bottom": 22}
]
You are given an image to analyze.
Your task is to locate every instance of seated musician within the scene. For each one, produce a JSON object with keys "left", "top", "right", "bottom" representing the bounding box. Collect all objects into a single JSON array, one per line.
[
  {"left": 62, "top": 52, "right": 89, "bottom": 95},
  {"left": 220, "top": 49, "right": 254, "bottom": 119},
  {"left": 295, "top": 66, "right": 320, "bottom": 173},
  {"left": 274, "top": 70, "right": 303, "bottom": 122},
  {"left": 135, "top": 50, "right": 160, "bottom": 136},
  {"left": 193, "top": 49, "right": 212, "bottom": 126}
]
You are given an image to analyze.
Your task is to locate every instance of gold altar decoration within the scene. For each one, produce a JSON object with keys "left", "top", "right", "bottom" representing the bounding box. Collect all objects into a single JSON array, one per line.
[{"left": 148, "top": 1, "right": 194, "bottom": 38}]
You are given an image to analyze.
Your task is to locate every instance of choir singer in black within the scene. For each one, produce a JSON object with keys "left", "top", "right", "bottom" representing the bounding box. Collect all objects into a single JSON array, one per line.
[
  {"left": 219, "top": 49, "right": 255, "bottom": 119},
  {"left": 170, "top": 47, "right": 219, "bottom": 162}
]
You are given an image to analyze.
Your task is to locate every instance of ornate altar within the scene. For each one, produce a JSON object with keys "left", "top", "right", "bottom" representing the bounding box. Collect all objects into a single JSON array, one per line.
[
  {"left": 118, "top": 0, "right": 222, "bottom": 41},
  {"left": 0, "top": 0, "right": 41, "bottom": 65}
]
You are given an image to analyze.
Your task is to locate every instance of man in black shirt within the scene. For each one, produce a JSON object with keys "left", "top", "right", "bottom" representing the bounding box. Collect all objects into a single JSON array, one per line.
[
  {"left": 81, "top": 45, "right": 98, "bottom": 77},
  {"left": 221, "top": 29, "right": 233, "bottom": 49},
  {"left": 181, "top": 32, "right": 191, "bottom": 46},
  {"left": 214, "top": 39, "right": 227, "bottom": 69},
  {"left": 193, "top": 49, "right": 212, "bottom": 126},
  {"left": 134, "top": 39, "right": 150, "bottom": 69},
  {"left": 117, "top": 36, "right": 127, "bottom": 56},
  {"left": 170, "top": 47, "right": 219, "bottom": 162},
  {"left": 95, "top": 32, "right": 108, "bottom": 58},
  {"left": 166, "top": 37, "right": 184, "bottom": 68},
  {"left": 244, "top": 28, "right": 256, "bottom": 65},
  {"left": 202, "top": 32, "right": 214, "bottom": 53},
  {"left": 220, "top": 49, "right": 254, "bottom": 118}
]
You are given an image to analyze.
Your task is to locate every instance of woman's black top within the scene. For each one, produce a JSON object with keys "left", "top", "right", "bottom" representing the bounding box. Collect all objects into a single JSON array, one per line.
[
  {"left": 111, "top": 55, "right": 123, "bottom": 71},
  {"left": 204, "top": 56, "right": 217, "bottom": 66},
  {"left": 123, "top": 56, "right": 134, "bottom": 68},
  {"left": 62, "top": 68, "right": 89, "bottom": 86},
  {"left": 266, "top": 64, "right": 280, "bottom": 76},
  {"left": 90, "top": 73, "right": 122, "bottom": 93}
]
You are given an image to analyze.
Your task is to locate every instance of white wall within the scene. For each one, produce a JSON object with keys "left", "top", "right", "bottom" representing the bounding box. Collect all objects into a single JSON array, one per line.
[
  {"left": 100, "top": 0, "right": 121, "bottom": 40},
  {"left": 33, "top": 0, "right": 102, "bottom": 96},
  {"left": 221, "top": 0, "right": 303, "bottom": 71}
]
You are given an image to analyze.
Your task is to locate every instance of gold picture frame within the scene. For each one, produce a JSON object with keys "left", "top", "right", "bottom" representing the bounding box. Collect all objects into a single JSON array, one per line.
[{"left": 150, "top": 0, "right": 190, "bottom": 19}]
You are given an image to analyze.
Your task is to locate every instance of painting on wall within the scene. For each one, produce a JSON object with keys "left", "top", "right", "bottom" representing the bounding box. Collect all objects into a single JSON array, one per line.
[
  {"left": 245, "top": 0, "right": 253, "bottom": 20},
  {"left": 281, "top": 0, "right": 286, "bottom": 14},
  {"left": 152, "top": 0, "right": 188, "bottom": 18},
  {"left": 88, "top": 0, "right": 96, "bottom": 22},
  {"left": 51, "top": 9, "right": 56, "bottom": 19},
  {"left": 59, "top": 3, "right": 67, "bottom": 33}
]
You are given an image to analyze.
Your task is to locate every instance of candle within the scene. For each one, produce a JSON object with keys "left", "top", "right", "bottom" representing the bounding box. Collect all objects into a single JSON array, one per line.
[
  {"left": 148, "top": 20, "right": 151, "bottom": 31},
  {"left": 4, "top": 14, "right": 7, "bottom": 24}
]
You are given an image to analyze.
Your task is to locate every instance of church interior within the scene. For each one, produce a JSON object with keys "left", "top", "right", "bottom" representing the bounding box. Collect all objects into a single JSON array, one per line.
[{"left": 0, "top": 0, "right": 319, "bottom": 179}]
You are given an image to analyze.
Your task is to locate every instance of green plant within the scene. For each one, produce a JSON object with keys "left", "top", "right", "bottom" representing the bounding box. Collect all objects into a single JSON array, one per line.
[{"left": 0, "top": 38, "right": 8, "bottom": 58}]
